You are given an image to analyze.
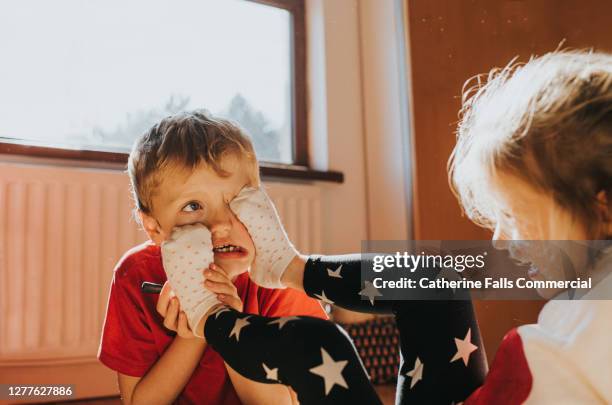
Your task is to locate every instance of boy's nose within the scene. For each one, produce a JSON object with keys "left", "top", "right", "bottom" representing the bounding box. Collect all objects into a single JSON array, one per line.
[{"left": 207, "top": 207, "right": 233, "bottom": 237}]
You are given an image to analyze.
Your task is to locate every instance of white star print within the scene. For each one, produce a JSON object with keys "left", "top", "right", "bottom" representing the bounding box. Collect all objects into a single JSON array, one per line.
[
  {"left": 406, "top": 356, "right": 424, "bottom": 389},
  {"left": 262, "top": 363, "right": 278, "bottom": 381},
  {"left": 229, "top": 316, "right": 250, "bottom": 341},
  {"left": 314, "top": 291, "right": 335, "bottom": 305},
  {"left": 268, "top": 316, "right": 300, "bottom": 330},
  {"left": 309, "top": 348, "right": 348, "bottom": 395},
  {"left": 214, "top": 307, "right": 231, "bottom": 319},
  {"left": 327, "top": 265, "right": 343, "bottom": 278},
  {"left": 359, "top": 281, "right": 382, "bottom": 305},
  {"left": 450, "top": 328, "right": 478, "bottom": 366}
]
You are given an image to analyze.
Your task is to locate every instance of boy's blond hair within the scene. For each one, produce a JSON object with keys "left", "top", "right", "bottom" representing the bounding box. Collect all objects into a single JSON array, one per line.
[
  {"left": 449, "top": 50, "right": 612, "bottom": 237},
  {"left": 128, "top": 110, "right": 260, "bottom": 214}
]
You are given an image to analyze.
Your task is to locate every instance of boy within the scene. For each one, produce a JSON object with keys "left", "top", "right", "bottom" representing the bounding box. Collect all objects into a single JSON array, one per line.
[{"left": 98, "top": 110, "right": 326, "bottom": 404}]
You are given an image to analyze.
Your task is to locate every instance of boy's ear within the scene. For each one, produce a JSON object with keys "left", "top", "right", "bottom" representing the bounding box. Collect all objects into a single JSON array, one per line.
[{"left": 138, "top": 211, "right": 165, "bottom": 245}]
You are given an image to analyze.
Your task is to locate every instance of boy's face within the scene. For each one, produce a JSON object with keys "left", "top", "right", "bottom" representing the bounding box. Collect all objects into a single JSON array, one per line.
[{"left": 142, "top": 155, "right": 256, "bottom": 280}]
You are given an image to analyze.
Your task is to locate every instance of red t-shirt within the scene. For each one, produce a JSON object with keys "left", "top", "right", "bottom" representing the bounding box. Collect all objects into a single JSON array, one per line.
[{"left": 98, "top": 242, "right": 327, "bottom": 405}]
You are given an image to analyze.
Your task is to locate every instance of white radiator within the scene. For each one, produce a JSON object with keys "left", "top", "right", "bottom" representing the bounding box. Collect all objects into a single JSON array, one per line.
[
  {"left": 0, "top": 163, "right": 143, "bottom": 365},
  {"left": 0, "top": 161, "right": 321, "bottom": 371},
  {"left": 265, "top": 182, "right": 322, "bottom": 255}
]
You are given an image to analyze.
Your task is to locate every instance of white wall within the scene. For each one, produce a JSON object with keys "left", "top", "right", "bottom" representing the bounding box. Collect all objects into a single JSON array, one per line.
[
  {"left": 307, "top": 0, "right": 412, "bottom": 253},
  {"left": 358, "top": 0, "right": 413, "bottom": 241},
  {"left": 307, "top": 0, "right": 369, "bottom": 254},
  {"left": 306, "top": 0, "right": 411, "bottom": 325}
]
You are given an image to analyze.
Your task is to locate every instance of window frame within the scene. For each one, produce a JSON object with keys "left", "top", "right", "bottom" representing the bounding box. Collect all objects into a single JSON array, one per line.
[
  {"left": 248, "top": 0, "right": 309, "bottom": 166},
  {"left": 0, "top": 0, "right": 344, "bottom": 181}
]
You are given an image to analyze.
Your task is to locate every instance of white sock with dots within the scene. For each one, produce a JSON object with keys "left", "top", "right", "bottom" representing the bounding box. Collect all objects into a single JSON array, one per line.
[
  {"left": 161, "top": 224, "right": 221, "bottom": 337},
  {"left": 230, "top": 187, "right": 298, "bottom": 289}
]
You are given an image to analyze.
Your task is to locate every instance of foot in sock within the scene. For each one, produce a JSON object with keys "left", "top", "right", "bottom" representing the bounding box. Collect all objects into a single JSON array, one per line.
[
  {"left": 161, "top": 223, "right": 221, "bottom": 338},
  {"left": 229, "top": 186, "right": 298, "bottom": 289}
]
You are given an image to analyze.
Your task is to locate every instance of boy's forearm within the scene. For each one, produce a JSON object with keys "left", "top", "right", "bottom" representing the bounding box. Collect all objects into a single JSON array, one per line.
[{"left": 130, "top": 337, "right": 206, "bottom": 405}]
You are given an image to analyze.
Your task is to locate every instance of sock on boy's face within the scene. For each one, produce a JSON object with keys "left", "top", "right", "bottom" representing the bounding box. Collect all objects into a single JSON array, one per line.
[
  {"left": 229, "top": 186, "right": 298, "bottom": 289},
  {"left": 161, "top": 223, "right": 221, "bottom": 338}
]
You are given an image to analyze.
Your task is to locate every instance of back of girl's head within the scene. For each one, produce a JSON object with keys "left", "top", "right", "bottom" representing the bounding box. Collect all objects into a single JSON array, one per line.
[{"left": 449, "top": 49, "right": 612, "bottom": 238}]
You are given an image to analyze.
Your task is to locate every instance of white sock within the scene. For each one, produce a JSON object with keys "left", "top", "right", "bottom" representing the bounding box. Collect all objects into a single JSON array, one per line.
[
  {"left": 230, "top": 187, "right": 298, "bottom": 289},
  {"left": 161, "top": 224, "right": 221, "bottom": 337}
]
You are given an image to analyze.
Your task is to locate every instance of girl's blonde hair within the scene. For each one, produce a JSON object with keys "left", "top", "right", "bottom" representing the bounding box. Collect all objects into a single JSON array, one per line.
[{"left": 449, "top": 50, "right": 612, "bottom": 238}]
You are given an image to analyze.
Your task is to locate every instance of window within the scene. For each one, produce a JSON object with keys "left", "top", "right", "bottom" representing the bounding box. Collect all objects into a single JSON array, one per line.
[{"left": 0, "top": 0, "right": 306, "bottom": 165}]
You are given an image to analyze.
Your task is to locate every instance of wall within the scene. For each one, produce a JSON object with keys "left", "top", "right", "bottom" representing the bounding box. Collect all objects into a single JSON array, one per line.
[
  {"left": 404, "top": 0, "right": 612, "bottom": 359},
  {"left": 306, "top": 0, "right": 371, "bottom": 255},
  {"left": 307, "top": 0, "right": 416, "bottom": 324},
  {"left": 358, "top": 0, "right": 412, "bottom": 242}
]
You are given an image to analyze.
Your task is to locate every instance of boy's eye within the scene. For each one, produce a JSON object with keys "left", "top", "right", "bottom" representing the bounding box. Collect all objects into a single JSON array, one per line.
[{"left": 182, "top": 202, "right": 202, "bottom": 213}]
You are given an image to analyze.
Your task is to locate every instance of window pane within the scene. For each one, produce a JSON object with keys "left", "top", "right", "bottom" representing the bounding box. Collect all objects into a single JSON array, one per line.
[{"left": 0, "top": 0, "right": 293, "bottom": 163}]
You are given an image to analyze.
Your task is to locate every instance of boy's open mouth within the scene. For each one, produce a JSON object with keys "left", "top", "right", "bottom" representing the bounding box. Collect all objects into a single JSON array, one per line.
[{"left": 213, "top": 243, "right": 248, "bottom": 259}]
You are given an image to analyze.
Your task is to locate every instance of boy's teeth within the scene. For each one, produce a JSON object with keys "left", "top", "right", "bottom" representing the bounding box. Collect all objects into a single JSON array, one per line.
[{"left": 216, "top": 245, "right": 239, "bottom": 253}]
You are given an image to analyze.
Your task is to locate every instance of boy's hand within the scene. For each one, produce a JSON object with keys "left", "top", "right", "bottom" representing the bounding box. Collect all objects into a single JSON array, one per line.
[
  {"left": 203, "top": 263, "right": 244, "bottom": 312},
  {"left": 191, "top": 264, "right": 243, "bottom": 339},
  {"left": 156, "top": 281, "right": 198, "bottom": 339},
  {"left": 229, "top": 186, "right": 298, "bottom": 289}
]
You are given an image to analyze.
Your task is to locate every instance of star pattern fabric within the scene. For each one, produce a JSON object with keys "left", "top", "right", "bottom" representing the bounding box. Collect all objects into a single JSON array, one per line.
[
  {"left": 309, "top": 348, "right": 349, "bottom": 395},
  {"left": 314, "top": 291, "right": 335, "bottom": 305},
  {"left": 303, "top": 255, "right": 394, "bottom": 314},
  {"left": 204, "top": 306, "right": 383, "bottom": 405},
  {"left": 359, "top": 281, "right": 383, "bottom": 305},
  {"left": 450, "top": 328, "right": 479, "bottom": 366},
  {"left": 303, "top": 255, "right": 487, "bottom": 403},
  {"left": 406, "top": 356, "right": 424, "bottom": 389},
  {"left": 214, "top": 307, "right": 231, "bottom": 319},
  {"left": 229, "top": 316, "right": 250, "bottom": 341},
  {"left": 268, "top": 316, "right": 300, "bottom": 330},
  {"left": 199, "top": 255, "right": 487, "bottom": 405},
  {"left": 327, "top": 265, "right": 343, "bottom": 278},
  {"left": 263, "top": 363, "right": 279, "bottom": 381}
]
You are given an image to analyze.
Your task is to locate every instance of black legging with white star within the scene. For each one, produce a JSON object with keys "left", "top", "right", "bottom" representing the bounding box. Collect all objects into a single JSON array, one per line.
[{"left": 204, "top": 255, "right": 487, "bottom": 405}]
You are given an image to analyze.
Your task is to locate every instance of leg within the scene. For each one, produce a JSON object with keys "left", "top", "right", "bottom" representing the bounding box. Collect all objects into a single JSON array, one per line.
[
  {"left": 393, "top": 300, "right": 487, "bottom": 404},
  {"left": 204, "top": 307, "right": 383, "bottom": 405},
  {"left": 301, "top": 254, "right": 488, "bottom": 404},
  {"left": 302, "top": 254, "right": 395, "bottom": 314}
]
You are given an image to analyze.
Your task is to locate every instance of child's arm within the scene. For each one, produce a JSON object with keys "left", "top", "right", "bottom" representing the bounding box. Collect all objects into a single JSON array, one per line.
[
  {"left": 119, "top": 272, "right": 243, "bottom": 405},
  {"left": 117, "top": 281, "right": 207, "bottom": 405},
  {"left": 119, "top": 336, "right": 207, "bottom": 405},
  {"left": 226, "top": 365, "right": 293, "bottom": 405}
]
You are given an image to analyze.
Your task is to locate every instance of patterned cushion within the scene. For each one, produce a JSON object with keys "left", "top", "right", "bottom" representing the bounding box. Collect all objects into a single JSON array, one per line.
[{"left": 338, "top": 316, "right": 400, "bottom": 384}]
